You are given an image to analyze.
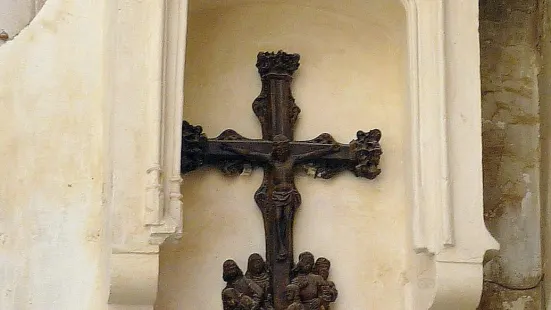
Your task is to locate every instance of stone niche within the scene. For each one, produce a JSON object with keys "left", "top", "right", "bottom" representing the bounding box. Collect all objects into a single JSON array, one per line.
[
  {"left": 159, "top": 0, "right": 409, "bottom": 309},
  {"left": 106, "top": 0, "right": 497, "bottom": 309}
]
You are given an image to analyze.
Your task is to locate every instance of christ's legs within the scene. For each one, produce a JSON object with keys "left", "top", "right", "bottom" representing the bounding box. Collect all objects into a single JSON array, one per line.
[
  {"left": 276, "top": 205, "right": 288, "bottom": 260},
  {"left": 273, "top": 184, "right": 301, "bottom": 261}
]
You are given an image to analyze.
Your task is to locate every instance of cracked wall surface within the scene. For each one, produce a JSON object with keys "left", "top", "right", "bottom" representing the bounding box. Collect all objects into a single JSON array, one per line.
[
  {"left": 479, "top": 0, "right": 544, "bottom": 308},
  {"left": 0, "top": 1, "right": 109, "bottom": 309}
]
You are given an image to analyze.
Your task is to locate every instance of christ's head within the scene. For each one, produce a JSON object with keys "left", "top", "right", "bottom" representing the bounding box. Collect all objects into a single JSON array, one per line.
[{"left": 272, "top": 134, "right": 291, "bottom": 161}]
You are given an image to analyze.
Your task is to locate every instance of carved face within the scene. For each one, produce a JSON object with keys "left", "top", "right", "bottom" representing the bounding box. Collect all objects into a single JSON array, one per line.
[
  {"left": 303, "top": 260, "right": 313, "bottom": 273},
  {"left": 247, "top": 253, "right": 265, "bottom": 275},
  {"left": 222, "top": 288, "right": 239, "bottom": 307},
  {"left": 298, "top": 252, "right": 315, "bottom": 273},
  {"left": 285, "top": 284, "right": 299, "bottom": 302},
  {"left": 314, "top": 258, "right": 331, "bottom": 280},
  {"left": 223, "top": 260, "right": 242, "bottom": 282},
  {"left": 318, "top": 268, "right": 329, "bottom": 280},
  {"left": 241, "top": 295, "right": 255, "bottom": 308},
  {"left": 320, "top": 285, "right": 333, "bottom": 302},
  {"left": 253, "top": 261, "right": 264, "bottom": 274}
]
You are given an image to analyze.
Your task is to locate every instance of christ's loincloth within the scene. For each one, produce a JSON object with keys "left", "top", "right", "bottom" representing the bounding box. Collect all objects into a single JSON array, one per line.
[{"left": 272, "top": 185, "right": 301, "bottom": 209}]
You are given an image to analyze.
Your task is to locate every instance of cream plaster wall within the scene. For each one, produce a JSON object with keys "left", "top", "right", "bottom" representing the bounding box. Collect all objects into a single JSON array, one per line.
[
  {"left": 0, "top": 0, "right": 108, "bottom": 309},
  {"left": 157, "top": 1, "right": 408, "bottom": 309}
]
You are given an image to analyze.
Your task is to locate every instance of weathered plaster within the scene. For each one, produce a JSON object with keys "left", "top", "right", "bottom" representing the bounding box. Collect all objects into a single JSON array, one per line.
[
  {"left": 540, "top": 0, "right": 551, "bottom": 307},
  {"left": 478, "top": 282, "right": 542, "bottom": 310},
  {"left": 0, "top": 0, "right": 108, "bottom": 309},
  {"left": 479, "top": 0, "right": 543, "bottom": 308}
]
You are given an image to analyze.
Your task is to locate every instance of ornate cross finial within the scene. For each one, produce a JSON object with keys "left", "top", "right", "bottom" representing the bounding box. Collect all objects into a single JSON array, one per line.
[{"left": 256, "top": 51, "right": 300, "bottom": 77}]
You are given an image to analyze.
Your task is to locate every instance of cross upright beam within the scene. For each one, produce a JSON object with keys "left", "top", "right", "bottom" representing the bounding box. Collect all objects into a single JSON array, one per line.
[{"left": 181, "top": 51, "right": 383, "bottom": 310}]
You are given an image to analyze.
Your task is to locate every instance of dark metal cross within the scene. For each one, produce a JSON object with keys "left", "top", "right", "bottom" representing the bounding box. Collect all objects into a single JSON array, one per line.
[{"left": 181, "top": 51, "right": 382, "bottom": 310}]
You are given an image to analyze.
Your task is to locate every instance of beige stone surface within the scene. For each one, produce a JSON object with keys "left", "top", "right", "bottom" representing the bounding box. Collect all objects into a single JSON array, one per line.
[
  {"left": 0, "top": 0, "right": 108, "bottom": 309},
  {"left": 1, "top": 0, "right": 186, "bottom": 308},
  {"left": 539, "top": 0, "right": 551, "bottom": 308},
  {"left": 479, "top": 0, "right": 543, "bottom": 308}
]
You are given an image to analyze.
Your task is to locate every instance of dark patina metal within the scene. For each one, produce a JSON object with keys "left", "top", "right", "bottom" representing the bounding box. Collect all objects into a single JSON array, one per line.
[{"left": 181, "top": 51, "right": 382, "bottom": 310}]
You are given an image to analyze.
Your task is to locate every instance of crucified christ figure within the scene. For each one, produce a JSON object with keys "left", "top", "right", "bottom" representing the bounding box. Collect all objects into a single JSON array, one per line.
[{"left": 221, "top": 134, "right": 340, "bottom": 260}]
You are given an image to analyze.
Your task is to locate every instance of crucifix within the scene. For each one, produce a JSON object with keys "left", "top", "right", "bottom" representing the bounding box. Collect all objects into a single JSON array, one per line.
[{"left": 181, "top": 51, "right": 382, "bottom": 310}]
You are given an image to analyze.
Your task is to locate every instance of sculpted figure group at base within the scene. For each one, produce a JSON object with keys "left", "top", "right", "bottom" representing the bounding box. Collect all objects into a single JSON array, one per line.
[
  {"left": 290, "top": 252, "right": 338, "bottom": 310},
  {"left": 222, "top": 253, "right": 337, "bottom": 310},
  {"left": 222, "top": 255, "right": 274, "bottom": 310}
]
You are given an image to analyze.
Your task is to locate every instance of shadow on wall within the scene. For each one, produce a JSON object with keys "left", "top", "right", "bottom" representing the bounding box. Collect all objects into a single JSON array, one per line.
[{"left": 0, "top": 0, "right": 48, "bottom": 46}]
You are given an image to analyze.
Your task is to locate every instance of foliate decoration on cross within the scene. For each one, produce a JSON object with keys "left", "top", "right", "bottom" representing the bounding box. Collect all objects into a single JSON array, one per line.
[
  {"left": 350, "top": 129, "right": 383, "bottom": 179},
  {"left": 256, "top": 51, "right": 300, "bottom": 77},
  {"left": 180, "top": 51, "right": 382, "bottom": 310},
  {"left": 302, "top": 129, "right": 383, "bottom": 180},
  {"left": 180, "top": 121, "right": 208, "bottom": 174}
]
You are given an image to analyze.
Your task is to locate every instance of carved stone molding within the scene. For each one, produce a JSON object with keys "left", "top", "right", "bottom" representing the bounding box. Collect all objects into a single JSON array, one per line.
[
  {"left": 109, "top": 246, "right": 161, "bottom": 307},
  {"left": 400, "top": 0, "right": 499, "bottom": 309},
  {"left": 151, "top": 0, "right": 189, "bottom": 245},
  {"left": 106, "top": 0, "right": 188, "bottom": 308}
]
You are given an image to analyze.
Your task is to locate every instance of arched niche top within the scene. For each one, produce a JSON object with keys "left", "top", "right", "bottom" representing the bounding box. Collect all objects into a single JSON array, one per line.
[{"left": 189, "top": 0, "right": 406, "bottom": 44}]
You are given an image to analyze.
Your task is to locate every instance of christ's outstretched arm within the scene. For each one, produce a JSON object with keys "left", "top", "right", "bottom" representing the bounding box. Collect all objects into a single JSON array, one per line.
[
  {"left": 294, "top": 144, "right": 340, "bottom": 163},
  {"left": 220, "top": 143, "right": 271, "bottom": 163}
]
